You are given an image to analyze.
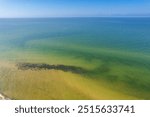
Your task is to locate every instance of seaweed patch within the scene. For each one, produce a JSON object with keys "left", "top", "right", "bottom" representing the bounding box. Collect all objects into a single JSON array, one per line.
[{"left": 17, "top": 63, "right": 88, "bottom": 74}]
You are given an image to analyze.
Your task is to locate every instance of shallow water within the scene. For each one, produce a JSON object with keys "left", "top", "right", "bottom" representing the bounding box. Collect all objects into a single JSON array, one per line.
[{"left": 0, "top": 18, "right": 150, "bottom": 99}]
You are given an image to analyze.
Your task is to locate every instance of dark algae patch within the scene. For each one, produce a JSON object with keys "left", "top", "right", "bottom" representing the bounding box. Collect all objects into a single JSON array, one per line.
[{"left": 17, "top": 63, "right": 88, "bottom": 74}]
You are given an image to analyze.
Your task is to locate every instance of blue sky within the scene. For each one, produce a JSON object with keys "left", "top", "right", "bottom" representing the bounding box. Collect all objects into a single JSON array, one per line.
[{"left": 0, "top": 0, "right": 150, "bottom": 17}]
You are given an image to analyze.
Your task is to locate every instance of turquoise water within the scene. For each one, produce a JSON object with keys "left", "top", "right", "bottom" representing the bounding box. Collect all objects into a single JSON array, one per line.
[{"left": 0, "top": 18, "right": 150, "bottom": 99}]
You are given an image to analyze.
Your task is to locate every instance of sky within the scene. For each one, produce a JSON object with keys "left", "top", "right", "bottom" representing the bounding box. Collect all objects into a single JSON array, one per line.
[{"left": 0, "top": 0, "right": 150, "bottom": 17}]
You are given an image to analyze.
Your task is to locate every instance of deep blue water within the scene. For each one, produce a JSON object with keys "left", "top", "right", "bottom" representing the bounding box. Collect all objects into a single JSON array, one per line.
[{"left": 0, "top": 18, "right": 150, "bottom": 55}]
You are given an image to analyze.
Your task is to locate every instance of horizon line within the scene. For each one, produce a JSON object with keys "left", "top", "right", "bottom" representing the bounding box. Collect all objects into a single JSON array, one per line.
[{"left": 0, "top": 16, "right": 150, "bottom": 19}]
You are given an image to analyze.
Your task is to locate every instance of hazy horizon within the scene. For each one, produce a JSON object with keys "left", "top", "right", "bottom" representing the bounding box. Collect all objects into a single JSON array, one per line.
[{"left": 0, "top": 0, "right": 150, "bottom": 18}]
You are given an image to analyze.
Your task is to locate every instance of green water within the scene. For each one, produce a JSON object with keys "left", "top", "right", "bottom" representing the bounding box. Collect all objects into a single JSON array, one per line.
[{"left": 0, "top": 18, "right": 150, "bottom": 99}]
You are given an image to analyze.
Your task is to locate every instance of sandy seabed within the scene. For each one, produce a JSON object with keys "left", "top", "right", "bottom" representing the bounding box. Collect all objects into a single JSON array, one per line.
[{"left": 0, "top": 60, "right": 138, "bottom": 100}]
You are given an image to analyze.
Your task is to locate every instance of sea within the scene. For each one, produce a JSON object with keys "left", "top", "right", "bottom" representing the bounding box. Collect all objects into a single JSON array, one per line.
[{"left": 0, "top": 17, "right": 150, "bottom": 99}]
